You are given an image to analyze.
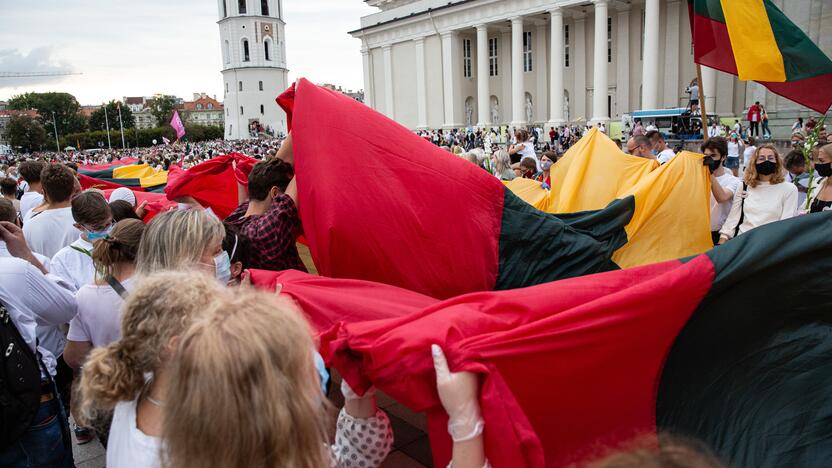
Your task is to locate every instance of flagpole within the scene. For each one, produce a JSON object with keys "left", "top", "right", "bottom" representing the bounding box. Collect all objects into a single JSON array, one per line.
[
  {"left": 118, "top": 103, "right": 126, "bottom": 149},
  {"left": 103, "top": 104, "right": 112, "bottom": 150},
  {"left": 696, "top": 64, "right": 710, "bottom": 143}
]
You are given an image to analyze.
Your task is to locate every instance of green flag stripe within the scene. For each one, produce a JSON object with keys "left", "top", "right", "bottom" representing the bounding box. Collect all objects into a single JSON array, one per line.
[
  {"left": 692, "top": 0, "right": 725, "bottom": 23},
  {"left": 764, "top": 0, "right": 832, "bottom": 81}
]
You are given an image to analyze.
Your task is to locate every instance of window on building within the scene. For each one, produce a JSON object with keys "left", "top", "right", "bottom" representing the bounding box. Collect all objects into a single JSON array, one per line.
[
  {"left": 243, "top": 39, "right": 250, "bottom": 62},
  {"left": 488, "top": 37, "right": 498, "bottom": 76},
  {"left": 238, "top": 0, "right": 246, "bottom": 14},
  {"left": 523, "top": 31, "right": 533, "bottom": 72},
  {"left": 222, "top": 0, "right": 227, "bottom": 18},
  {"left": 227, "top": 108, "right": 230, "bottom": 116},
  {"left": 564, "top": 25, "right": 570, "bottom": 67},
  {"left": 260, "top": 104, "right": 264, "bottom": 114},
  {"left": 208, "top": 103, "right": 213, "bottom": 109},
  {"left": 240, "top": 106, "right": 244, "bottom": 115},
  {"left": 196, "top": 104, "right": 203, "bottom": 110},
  {"left": 607, "top": 17, "right": 613, "bottom": 63},
  {"left": 462, "top": 39, "right": 472, "bottom": 78},
  {"left": 224, "top": 40, "right": 230, "bottom": 64},
  {"left": 261, "top": 0, "right": 269, "bottom": 15},
  {"left": 259, "top": 80, "right": 263, "bottom": 91},
  {"left": 608, "top": 95, "right": 612, "bottom": 118},
  {"left": 239, "top": 81, "right": 243, "bottom": 91},
  {"left": 225, "top": 82, "right": 229, "bottom": 93},
  {"left": 264, "top": 40, "right": 271, "bottom": 61}
]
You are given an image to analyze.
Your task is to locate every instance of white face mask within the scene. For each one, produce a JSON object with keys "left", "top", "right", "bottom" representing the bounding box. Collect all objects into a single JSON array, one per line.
[{"left": 214, "top": 251, "right": 231, "bottom": 285}]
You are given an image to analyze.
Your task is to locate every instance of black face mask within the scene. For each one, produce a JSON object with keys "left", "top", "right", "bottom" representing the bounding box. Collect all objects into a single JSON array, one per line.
[
  {"left": 815, "top": 162, "right": 832, "bottom": 178},
  {"left": 704, "top": 157, "right": 722, "bottom": 174},
  {"left": 756, "top": 160, "right": 778, "bottom": 176}
]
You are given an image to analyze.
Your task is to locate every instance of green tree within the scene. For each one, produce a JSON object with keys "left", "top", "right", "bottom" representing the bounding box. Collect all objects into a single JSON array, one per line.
[
  {"left": 149, "top": 95, "right": 178, "bottom": 128},
  {"left": 7, "top": 92, "right": 87, "bottom": 136},
  {"left": 89, "top": 100, "right": 135, "bottom": 132},
  {"left": 5, "top": 115, "right": 49, "bottom": 152}
]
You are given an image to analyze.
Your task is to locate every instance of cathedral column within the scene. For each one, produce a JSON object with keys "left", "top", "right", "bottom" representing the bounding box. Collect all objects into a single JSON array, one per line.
[
  {"left": 361, "top": 47, "right": 374, "bottom": 109},
  {"left": 641, "top": 0, "right": 660, "bottom": 109},
  {"left": 414, "top": 37, "right": 428, "bottom": 129},
  {"left": 574, "top": 12, "right": 587, "bottom": 120},
  {"left": 663, "top": 0, "right": 681, "bottom": 107},
  {"left": 382, "top": 44, "right": 395, "bottom": 118},
  {"left": 510, "top": 16, "right": 526, "bottom": 127},
  {"left": 475, "top": 25, "right": 490, "bottom": 128},
  {"left": 547, "top": 7, "right": 565, "bottom": 127},
  {"left": 591, "top": 0, "right": 610, "bottom": 124},
  {"left": 616, "top": 5, "right": 630, "bottom": 116},
  {"left": 535, "top": 22, "right": 547, "bottom": 126},
  {"left": 441, "top": 30, "right": 462, "bottom": 128}
]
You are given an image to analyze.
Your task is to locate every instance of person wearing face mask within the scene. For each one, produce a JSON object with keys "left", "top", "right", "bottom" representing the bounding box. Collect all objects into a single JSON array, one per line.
[
  {"left": 51, "top": 191, "right": 113, "bottom": 291},
  {"left": 219, "top": 223, "right": 252, "bottom": 286},
  {"left": 135, "top": 209, "right": 226, "bottom": 280},
  {"left": 646, "top": 131, "right": 676, "bottom": 165},
  {"left": 718, "top": 144, "right": 797, "bottom": 244},
  {"left": 807, "top": 143, "right": 832, "bottom": 213},
  {"left": 702, "top": 138, "right": 741, "bottom": 245},
  {"left": 725, "top": 134, "right": 744, "bottom": 177},
  {"left": 534, "top": 151, "right": 556, "bottom": 187}
]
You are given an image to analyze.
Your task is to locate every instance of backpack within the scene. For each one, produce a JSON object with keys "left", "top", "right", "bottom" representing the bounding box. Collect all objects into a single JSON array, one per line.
[{"left": 0, "top": 302, "right": 44, "bottom": 449}]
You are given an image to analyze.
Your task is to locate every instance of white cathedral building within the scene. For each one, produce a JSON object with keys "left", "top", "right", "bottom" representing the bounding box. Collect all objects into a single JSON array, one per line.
[
  {"left": 350, "top": 0, "right": 831, "bottom": 134},
  {"left": 218, "top": 0, "right": 289, "bottom": 139}
]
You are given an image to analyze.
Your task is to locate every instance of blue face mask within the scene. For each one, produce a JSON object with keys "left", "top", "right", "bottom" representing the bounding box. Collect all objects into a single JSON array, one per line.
[
  {"left": 87, "top": 224, "right": 113, "bottom": 241},
  {"left": 214, "top": 251, "right": 232, "bottom": 285}
]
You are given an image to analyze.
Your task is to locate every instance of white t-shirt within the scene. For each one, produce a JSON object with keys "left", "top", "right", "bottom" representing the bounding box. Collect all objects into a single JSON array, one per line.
[
  {"left": 23, "top": 207, "right": 80, "bottom": 258},
  {"left": 0, "top": 257, "right": 77, "bottom": 376},
  {"left": 50, "top": 238, "right": 95, "bottom": 292},
  {"left": 657, "top": 149, "right": 676, "bottom": 165},
  {"left": 710, "top": 171, "right": 741, "bottom": 231},
  {"left": 742, "top": 146, "right": 757, "bottom": 169},
  {"left": 727, "top": 141, "right": 741, "bottom": 158},
  {"left": 20, "top": 191, "right": 44, "bottom": 222},
  {"left": 516, "top": 141, "right": 540, "bottom": 170},
  {"left": 645, "top": 124, "right": 658, "bottom": 132},
  {"left": 68, "top": 277, "right": 134, "bottom": 347},
  {"left": 107, "top": 398, "right": 162, "bottom": 468}
]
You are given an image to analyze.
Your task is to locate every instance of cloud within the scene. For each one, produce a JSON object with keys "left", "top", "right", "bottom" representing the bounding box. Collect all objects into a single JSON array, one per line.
[{"left": 0, "top": 47, "right": 74, "bottom": 87}]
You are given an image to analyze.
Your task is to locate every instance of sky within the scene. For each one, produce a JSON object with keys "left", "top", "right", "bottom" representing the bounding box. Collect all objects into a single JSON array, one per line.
[{"left": 0, "top": 0, "right": 377, "bottom": 105}]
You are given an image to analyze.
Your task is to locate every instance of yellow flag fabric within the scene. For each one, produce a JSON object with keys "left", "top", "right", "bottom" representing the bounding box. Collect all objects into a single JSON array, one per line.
[
  {"left": 112, "top": 164, "right": 155, "bottom": 180},
  {"left": 506, "top": 129, "right": 713, "bottom": 268},
  {"left": 720, "top": 0, "right": 786, "bottom": 82},
  {"left": 138, "top": 170, "right": 169, "bottom": 188}
]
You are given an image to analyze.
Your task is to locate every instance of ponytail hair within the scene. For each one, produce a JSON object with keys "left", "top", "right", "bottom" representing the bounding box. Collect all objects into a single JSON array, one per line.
[
  {"left": 77, "top": 270, "right": 223, "bottom": 426},
  {"left": 92, "top": 219, "right": 145, "bottom": 278}
]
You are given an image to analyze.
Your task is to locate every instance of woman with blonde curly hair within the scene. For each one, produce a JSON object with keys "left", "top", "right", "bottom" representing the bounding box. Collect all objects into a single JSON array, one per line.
[
  {"left": 77, "top": 271, "right": 222, "bottom": 468},
  {"left": 163, "top": 286, "right": 394, "bottom": 468},
  {"left": 718, "top": 144, "right": 797, "bottom": 244}
]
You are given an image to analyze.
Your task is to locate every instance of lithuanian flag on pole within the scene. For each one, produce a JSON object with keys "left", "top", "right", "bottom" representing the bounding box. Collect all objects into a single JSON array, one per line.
[{"left": 689, "top": 0, "right": 832, "bottom": 113}]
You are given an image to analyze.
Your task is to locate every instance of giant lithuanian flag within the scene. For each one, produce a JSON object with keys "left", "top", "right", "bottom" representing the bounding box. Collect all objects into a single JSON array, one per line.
[{"left": 689, "top": 0, "right": 832, "bottom": 113}]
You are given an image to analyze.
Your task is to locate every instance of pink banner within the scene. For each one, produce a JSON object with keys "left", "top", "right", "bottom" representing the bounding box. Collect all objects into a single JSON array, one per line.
[{"left": 170, "top": 110, "right": 186, "bottom": 140}]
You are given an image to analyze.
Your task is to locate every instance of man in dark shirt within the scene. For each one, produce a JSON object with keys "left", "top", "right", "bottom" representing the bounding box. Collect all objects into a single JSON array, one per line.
[{"left": 225, "top": 139, "right": 306, "bottom": 272}]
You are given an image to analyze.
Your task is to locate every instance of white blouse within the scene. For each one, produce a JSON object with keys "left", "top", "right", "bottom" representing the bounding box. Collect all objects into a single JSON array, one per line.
[{"left": 720, "top": 181, "right": 798, "bottom": 239}]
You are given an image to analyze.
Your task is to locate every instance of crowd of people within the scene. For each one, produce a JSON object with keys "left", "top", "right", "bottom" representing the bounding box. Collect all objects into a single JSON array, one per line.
[{"left": 0, "top": 112, "right": 830, "bottom": 467}]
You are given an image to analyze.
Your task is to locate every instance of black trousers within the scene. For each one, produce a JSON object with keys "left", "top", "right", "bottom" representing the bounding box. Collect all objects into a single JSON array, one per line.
[{"left": 749, "top": 121, "right": 760, "bottom": 136}]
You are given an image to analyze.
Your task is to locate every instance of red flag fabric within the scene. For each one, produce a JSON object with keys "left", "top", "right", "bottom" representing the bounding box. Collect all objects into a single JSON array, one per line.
[
  {"left": 79, "top": 173, "right": 143, "bottom": 192},
  {"left": 248, "top": 257, "right": 715, "bottom": 467},
  {"left": 101, "top": 188, "right": 175, "bottom": 222},
  {"left": 164, "top": 153, "right": 257, "bottom": 219},
  {"left": 278, "top": 80, "right": 505, "bottom": 299}
]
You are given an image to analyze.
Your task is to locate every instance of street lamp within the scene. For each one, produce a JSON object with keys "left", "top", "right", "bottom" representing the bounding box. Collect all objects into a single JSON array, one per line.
[{"left": 51, "top": 111, "right": 60, "bottom": 152}]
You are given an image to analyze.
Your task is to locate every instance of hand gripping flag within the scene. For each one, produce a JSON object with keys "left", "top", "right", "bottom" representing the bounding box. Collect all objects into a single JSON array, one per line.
[
  {"left": 250, "top": 210, "right": 832, "bottom": 468},
  {"left": 277, "top": 79, "right": 637, "bottom": 299},
  {"left": 689, "top": 0, "right": 832, "bottom": 113},
  {"left": 165, "top": 153, "right": 257, "bottom": 219},
  {"left": 170, "top": 110, "right": 186, "bottom": 140}
]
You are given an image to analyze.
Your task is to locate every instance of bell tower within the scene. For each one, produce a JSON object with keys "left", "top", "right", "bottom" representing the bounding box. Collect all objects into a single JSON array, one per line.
[{"left": 218, "top": 0, "right": 289, "bottom": 140}]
